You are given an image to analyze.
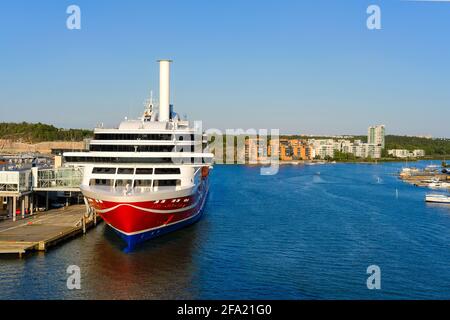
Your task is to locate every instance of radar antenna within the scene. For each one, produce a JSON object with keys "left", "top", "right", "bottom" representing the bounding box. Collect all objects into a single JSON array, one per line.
[{"left": 142, "top": 90, "right": 154, "bottom": 121}]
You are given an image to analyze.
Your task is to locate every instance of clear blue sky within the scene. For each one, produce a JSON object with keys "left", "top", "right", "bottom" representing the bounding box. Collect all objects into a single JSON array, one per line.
[{"left": 1, "top": 0, "right": 449, "bottom": 137}]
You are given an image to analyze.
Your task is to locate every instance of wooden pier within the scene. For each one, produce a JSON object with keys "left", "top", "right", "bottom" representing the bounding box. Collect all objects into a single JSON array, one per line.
[
  {"left": 399, "top": 169, "right": 450, "bottom": 188},
  {"left": 0, "top": 205, "right": 100, "bottom": 258}
]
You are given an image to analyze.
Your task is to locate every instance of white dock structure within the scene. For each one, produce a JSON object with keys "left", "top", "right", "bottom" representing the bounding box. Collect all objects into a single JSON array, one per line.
[
  {"left": 0, "top": 170, "right": 33, "bottom": 221},
  {"left": 0, "top": 167, "right": 83, "bottom": 221},
  {"left": 0, "top": 166, "right": 101, "bottom": 258}
]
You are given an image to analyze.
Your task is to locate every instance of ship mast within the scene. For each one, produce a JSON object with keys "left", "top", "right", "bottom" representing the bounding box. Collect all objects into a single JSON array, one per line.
[{"left": 142, "top": 90, "right": 154, "bottom": 121}]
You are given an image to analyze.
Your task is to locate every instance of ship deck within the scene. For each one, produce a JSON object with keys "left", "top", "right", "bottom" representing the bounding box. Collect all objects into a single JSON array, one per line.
[{"left": 80, "top": 184, "right": 197, "bottom": 202}]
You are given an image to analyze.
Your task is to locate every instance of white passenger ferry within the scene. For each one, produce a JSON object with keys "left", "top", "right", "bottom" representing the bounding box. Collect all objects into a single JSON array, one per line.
[{"left": 64, "top": 60, "right": 213, "bottom": 249}]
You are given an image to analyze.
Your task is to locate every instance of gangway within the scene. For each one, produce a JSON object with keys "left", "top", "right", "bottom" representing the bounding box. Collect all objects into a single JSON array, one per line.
[{"left": 34, "top": 167, "right": 83, "bottom": 192}]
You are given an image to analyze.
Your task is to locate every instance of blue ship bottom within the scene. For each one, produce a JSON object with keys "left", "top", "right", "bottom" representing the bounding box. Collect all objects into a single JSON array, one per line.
[{"left": 110, "top": 202, "right": 207, "bottom": 252}]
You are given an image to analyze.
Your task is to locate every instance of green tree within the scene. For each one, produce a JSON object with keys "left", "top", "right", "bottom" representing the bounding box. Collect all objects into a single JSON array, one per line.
[{"left": 0, "top": 122, "right": 93, "bottom": 143}]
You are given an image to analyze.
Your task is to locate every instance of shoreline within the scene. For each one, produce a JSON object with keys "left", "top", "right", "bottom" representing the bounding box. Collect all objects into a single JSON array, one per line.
[{"left": 216, "top": 158, "right": 447, "bottom": 166}]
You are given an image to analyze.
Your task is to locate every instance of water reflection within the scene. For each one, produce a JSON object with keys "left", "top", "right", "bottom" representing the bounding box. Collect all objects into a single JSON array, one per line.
[
  {"left": 81, "top": 223, "right": 202, "bottom": 299},
  {"left": 2, "top": 163, "right": 450, "bottom": 299},
  {"left": 426, "top": 202, "right": 450, "bottom": 212}
]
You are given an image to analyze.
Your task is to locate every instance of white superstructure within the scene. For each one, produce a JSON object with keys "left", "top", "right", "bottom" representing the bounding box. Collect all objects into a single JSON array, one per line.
[
  {"left": 63, "top": 60, "right": 213, "bottom": 197},
  {"left": 62, "top": 60, "right": 213, "bottom": 248}
]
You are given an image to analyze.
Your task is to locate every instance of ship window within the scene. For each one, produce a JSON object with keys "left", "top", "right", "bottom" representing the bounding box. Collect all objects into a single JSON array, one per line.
[
  {"left": 135, "top": 180, "right": 152, "bottom": 187},
  {"left": 89, "top": 145, "right": 174, "bottom": 152},
  {"left": 175, "top": 145, "right": 195, "bottom": 153},
  {"left": 154, "top": 179, "right": 180, "bottom": 187},
  {"left": 115, "top": 179, "right": 133, "bottom": 187},
  {"left": 175, "top": 134, "right": 196, "bottom": 141},
  {"left": 154, "top": 168, "right": 181, "bottom": 175},
  {"left": 92, "top": 167, "right": 116, "bottom": 174},
  {"left": 89, "top": 179, "right": 113, "bottom": 186},
  {"left": 117, "top": 168, "right": 135, "bottom": 175},
  {"left": 93, "top": 133, "right": 173, "bottom": 141},
  {"left": 65, "top": 156, "right": 173, "bottom": 164},
  {"left": 140, "top": 145, "right": 174, "bottom": 152},
  {"left": 136, "top": 168, "right": 153, "bottom": 175}
]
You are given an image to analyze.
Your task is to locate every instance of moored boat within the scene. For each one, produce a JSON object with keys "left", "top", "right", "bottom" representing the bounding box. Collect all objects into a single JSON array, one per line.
[
  {"left": 64, "top": 60, "right": 214, "bottom": 249},
  {"left": 428, "top": 181, "right": 450, "bottom": 190},
  {"left": 425, "top": 194, "right": 450, "bottom": 204}
]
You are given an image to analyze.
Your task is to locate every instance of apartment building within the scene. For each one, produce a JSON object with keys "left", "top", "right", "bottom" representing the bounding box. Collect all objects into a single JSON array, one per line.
[
  {"left": 388, "top": 149, "right": 425, "bottom": 158},
  {"left": 368, "top": 125, "right": 385, "bottom": 148}
]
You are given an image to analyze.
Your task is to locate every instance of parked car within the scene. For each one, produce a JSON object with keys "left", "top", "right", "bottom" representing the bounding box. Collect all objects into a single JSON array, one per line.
[{"left": 15, "top": 208, "right": 30, "bottom": 215}]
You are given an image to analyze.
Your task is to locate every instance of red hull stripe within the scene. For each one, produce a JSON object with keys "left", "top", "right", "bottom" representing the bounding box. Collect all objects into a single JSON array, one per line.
[
  {"left": 94, "top": 198, "right": 201, "bottom": 215},
  {"left": 86, "top": 182, "right": 208, "bottom": 235},
  {"left": 107, "top": 205, "right": 201, "bottom": 235},
  {"left": 104, "top": 187, "right": 208, "bottom": 236}
]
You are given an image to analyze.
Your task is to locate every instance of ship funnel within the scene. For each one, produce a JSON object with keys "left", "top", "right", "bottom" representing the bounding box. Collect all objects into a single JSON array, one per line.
[{"left": 158, "top": 59, "right": 172, "bottom": 121}]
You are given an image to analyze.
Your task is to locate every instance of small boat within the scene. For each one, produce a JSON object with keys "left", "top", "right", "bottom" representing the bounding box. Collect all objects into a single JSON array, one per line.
[
  {"left": 428, "top": 182, "right": 450, "bottom": 190},
  {"left": 400, "top": 167, "right": 420, "bottom": 177},
  {"left": 425, "top": 194, "right": 450, "bottom": 204}
]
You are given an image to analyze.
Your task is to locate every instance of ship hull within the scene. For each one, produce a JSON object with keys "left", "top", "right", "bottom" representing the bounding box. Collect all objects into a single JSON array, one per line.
[
  {"left": 113, "top": 202, "right": 206, "bottom": 249},
  {"left": 84, "top": 181, "right": 209, "bottom": 249},
  {"left": 426, "top": 198, "right": 450, "bottom": 204}
]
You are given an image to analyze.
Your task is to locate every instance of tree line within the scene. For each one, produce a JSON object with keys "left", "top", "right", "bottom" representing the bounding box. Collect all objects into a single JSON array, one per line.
[
  {"left": 0, "top": 122, "right": 93, "bottom": 143},
  {"left": 384, "top": 135, "right": 450, "bottom": 156},
  {"left": 1, "top": 123, "right": 449, "bottom": 157}
]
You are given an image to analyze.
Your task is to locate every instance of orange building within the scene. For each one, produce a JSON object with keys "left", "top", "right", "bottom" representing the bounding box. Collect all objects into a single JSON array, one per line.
[
  {"left": 278, "top": 138, "right": 315, "bottom": 160},
  {"left": 245, "top": 138, "right": 270, "bottom": 163},
  {"left": 247, "top": 137, "right": 315, "bottom": 161},
  {"left": 279, "top": 139, "right": 293, "bottom": 161}
]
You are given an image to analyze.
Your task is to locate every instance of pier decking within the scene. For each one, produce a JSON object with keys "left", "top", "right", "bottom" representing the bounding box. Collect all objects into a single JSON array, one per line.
[
  {"left": 399, "top": 171, "right": 450, "bottom": 188},
  {"left": 0, "top": 205, "right": 99, "bottom": 257}
]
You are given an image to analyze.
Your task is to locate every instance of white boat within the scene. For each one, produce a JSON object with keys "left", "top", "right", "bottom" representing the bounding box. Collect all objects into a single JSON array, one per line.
[
  {"left": 425, "top": 194, "right": 450, "bottom": 204},
  {"left": 425, "top": 164, "right": 440, "bottom": 171},
  {"left": 400, "top": 167, "right": 420, "bottom": 177},
  {"left": 428, "top": 182, "right": 450, "bottom": 190},
  {"left": 63, "top": 60, "right": 214, "bottom": 249}
]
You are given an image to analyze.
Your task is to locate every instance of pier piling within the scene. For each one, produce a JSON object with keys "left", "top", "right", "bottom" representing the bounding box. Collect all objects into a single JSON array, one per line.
[
  {"left": 21, "top": 197, "right": 25, "bottom": 219},
  {"left": 12, "top": 196, "right": 16, "bottom": 222}
]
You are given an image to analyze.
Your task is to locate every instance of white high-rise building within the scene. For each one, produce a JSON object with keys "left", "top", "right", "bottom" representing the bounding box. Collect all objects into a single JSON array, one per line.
[{"left": 368, "top": 125, "right": 385, "bottom": 148}]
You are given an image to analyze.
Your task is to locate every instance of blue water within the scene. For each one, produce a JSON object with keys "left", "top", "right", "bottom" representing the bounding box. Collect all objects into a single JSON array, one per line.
[{"left": 1, "top": 161, "right": 450, "bottom": 299}]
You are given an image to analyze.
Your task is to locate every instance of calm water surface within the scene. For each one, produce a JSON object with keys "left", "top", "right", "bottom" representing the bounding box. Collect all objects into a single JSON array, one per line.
[{"left": 1, "top": 162, "right": 450, "bottom": 299}]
